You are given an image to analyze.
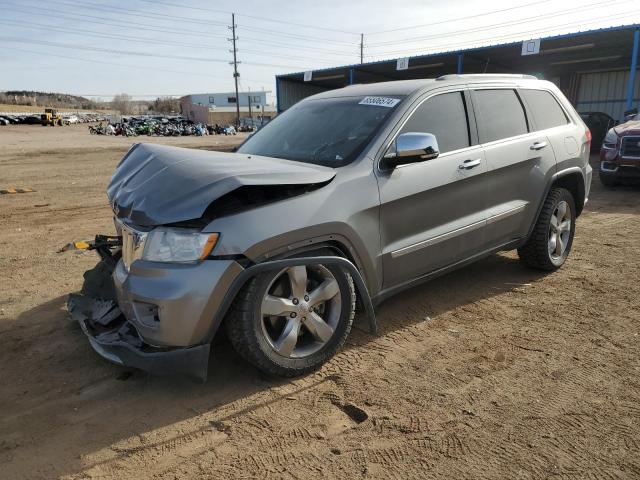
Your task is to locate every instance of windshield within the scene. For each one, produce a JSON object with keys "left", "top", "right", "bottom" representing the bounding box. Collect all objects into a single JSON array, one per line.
[{"left": 237, "top": 95, "right": 404, "bottom": 167}]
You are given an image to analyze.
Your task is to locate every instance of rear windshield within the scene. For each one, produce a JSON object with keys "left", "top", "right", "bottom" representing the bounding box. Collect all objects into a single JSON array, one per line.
[{"left": 237, "top": 95, "right": 404, "bottom": 167}]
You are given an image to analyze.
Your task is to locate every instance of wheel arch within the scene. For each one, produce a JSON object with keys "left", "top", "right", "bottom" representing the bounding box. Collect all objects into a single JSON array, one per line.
[
  {"left": 521, "top": 167, "right": 585, "bottom": 247},
  {"left": 204, "top": 246, "right": 377, "bottom": 345},
  {"left": 550, "top": 168, "right": 586, "bottom": 217}
]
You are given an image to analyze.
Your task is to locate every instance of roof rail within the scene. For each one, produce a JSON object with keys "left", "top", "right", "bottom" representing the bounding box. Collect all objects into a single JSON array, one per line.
[{"left": 436, "top": 74, "right": 538, "bottom": 81}]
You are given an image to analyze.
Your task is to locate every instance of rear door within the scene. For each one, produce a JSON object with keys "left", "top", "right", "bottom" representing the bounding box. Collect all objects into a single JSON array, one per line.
[
  {"left": 470, "top": 87, "right": 557, "bottom": 247},
  {"left": 377, "top": 89, "right": 489, "bottom": 289}
]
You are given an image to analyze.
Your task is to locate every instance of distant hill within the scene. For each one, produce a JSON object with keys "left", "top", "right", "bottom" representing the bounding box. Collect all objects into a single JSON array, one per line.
[{"left": 0, "top": 91, "right": 98, "bottom": 110}]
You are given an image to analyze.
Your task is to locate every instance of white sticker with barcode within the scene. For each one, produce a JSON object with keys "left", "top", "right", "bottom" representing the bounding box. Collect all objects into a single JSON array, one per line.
[{"left": 358, "top": 96, "right": 401, "bottom": 107}]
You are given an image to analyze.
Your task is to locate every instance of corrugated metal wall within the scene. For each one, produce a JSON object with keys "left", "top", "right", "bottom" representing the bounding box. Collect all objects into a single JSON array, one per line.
[
  {"left": 278, "top": 79, "right": 329, "bottom": 111},
  {"left": 576, "top": 70, "right": 639, "bottom": 121}
]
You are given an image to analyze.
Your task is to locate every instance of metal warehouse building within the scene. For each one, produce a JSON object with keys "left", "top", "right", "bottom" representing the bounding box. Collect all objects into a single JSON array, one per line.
[{"left": 275, "top": 24, "right": 640, "bottom": 121}]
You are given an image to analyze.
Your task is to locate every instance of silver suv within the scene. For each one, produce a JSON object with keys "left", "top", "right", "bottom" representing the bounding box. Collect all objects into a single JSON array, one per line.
[{"left": 70, "top": 74, "right": 592, "bottom": 380}]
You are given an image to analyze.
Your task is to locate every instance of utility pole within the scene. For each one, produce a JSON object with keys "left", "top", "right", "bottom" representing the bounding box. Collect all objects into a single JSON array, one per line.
[
  {"left": 360, "top": 33, "right": 364, "bottom": 64},
  {"left": 228, "top": 13, "right": 240, "bottom": 128},
  {"left": 248, "top": 89, "right": 253, "bottom": 122}
]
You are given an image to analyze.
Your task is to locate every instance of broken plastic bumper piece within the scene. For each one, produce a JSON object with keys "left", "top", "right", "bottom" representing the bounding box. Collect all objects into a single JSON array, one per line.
[{"left": 67, "top": 253, "right": 210, "bottom": 381}]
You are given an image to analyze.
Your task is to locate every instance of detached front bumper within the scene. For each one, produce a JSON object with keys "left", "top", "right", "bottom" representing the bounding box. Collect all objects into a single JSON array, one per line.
[
  {"left": 68, "top": 253, "right": 243, "bottom": 381},
  {"left": 72, "top": 299, "right": 211, "bottom": 381}
]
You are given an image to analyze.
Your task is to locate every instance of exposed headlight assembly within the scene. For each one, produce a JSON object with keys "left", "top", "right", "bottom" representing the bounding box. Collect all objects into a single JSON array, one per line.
[{"left": 142, "top": 227, "right": 219, "bottom": 263}]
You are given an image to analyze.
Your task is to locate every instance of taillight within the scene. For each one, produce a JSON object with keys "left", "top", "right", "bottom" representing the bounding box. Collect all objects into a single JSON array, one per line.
[{"left": 585, "top": 128, "right": 592, "bottom": 150}]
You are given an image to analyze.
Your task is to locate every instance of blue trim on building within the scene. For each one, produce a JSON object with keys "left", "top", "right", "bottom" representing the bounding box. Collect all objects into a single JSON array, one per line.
[
  {"left": 627, "top": 28, "right": 640, "bottom": 110},
  {"left": 278, "top": 23, "right": 640, "bottom": 79},
  {"left": 275, "top": 75, "right": 281, "bottom": 114},
  {"left": 576, "top": 98, "right": 640, "bottom": 105}
]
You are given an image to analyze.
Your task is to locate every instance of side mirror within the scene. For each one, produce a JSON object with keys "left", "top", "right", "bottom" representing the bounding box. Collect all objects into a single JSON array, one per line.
[{"left": 382, "top": 132, "right": 439, "bottom": 169}]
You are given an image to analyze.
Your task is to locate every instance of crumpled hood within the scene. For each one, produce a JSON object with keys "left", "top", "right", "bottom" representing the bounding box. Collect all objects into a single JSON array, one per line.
[{"left": 108, "top": 143, "right": 336, "bottom": 227}]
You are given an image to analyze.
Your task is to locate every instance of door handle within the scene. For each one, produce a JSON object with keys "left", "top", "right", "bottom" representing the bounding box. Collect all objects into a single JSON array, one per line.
[
  {"left": 530, "top": 141, "right": 548, "bottom": 150},
  {"left": 459, "top": 158, "right": 481, "bottom": 170}
]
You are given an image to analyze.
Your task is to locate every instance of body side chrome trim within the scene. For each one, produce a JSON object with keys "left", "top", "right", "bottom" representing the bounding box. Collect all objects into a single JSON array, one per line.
[
  {"left": 390, "top": 204, "right": 527, "bottom": 258},
  {"left": 486, "top": 204, "right": 527, "bottom": 225},
  {"left": 390, "top": 220, "right": 485, "bottom": 258}
]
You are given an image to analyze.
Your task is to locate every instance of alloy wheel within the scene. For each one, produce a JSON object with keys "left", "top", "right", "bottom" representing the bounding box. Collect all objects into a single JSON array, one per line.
[
  {"left": 260, "top": 265, "right": 342, "bottom": 358},
  {"left": 548, "top": 200, "right": 572, "bottom": 260}
]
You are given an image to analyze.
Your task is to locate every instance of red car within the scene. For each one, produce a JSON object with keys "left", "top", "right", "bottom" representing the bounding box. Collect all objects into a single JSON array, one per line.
[{"left": 599, "top": 112, "right": 640, "bottom": 187}]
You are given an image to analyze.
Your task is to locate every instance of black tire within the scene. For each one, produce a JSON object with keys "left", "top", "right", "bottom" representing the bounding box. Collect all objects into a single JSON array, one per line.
[
  {"left": 225, "top": 262, "right": 356, "bottom": 377},
  {"left": 518, "top": 187, "right": 576, "bottom": 271},
  {"left": 599, "top": 172, "right": 617, "bottom": 188}
]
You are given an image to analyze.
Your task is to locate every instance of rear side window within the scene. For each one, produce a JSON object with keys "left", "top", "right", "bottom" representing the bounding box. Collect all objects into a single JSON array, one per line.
[
  {"left": 473, "top": 89, "right": 528, "bottom": 143},
  {"left": 519, "top": 89, "right": 568, "bottom": 130},
  {"left": 399, "top": 92, "right": 470, "bottom": 153}
]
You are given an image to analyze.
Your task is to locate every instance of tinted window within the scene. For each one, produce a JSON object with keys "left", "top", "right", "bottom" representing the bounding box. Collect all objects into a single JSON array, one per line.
[
  {"left": 238, "top": 96, "right": 404, "bottom": 167},
  {"left": 520, "top": 89, "right": 568, "bottom": 130},
  {"left": 399, "top": 92, "right": 470, "bottom": 153},
  {"left": 474, "top": 89, "right": 528, "bottom": 143}
]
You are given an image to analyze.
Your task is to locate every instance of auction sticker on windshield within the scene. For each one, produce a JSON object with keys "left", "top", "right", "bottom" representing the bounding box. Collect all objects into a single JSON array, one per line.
[{"left": 359, "top": 96, "right": 401, "bottom": 107}]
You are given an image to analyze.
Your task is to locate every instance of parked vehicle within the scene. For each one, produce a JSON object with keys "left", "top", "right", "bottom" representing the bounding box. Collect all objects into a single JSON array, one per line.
[
  {"left": 64, "top": 114, "right": 80, "bottom": 124},
  {"left": 41, "top": 108, "right": 66, "bottom": 126},
  {"left": 69, "top": 75, "right": 592, "bottom": 381},
  {"left": 579, "top": 111, "right": 615, "bottom": 152},
  {"left": 598, "top": 111, "right": 640, "bottom": 186}
]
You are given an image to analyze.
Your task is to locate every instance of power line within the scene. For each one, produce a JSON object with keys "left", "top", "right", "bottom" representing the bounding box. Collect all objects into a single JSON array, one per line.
[
  {"left": 0, "top": 18, "right": 343, "bottom": 64},
  {"left": 36, "top": 0, "right": 229, "bottom": 27},
  {"left": 135, "top": 0, "right": 360, "bottom": 36},
  {"left": 366, "top": 11, "right": 640, "bottom": 59},
  {"left": 8, "top": 47, "right": 266, "bottom": 82},
  {"left": 4, "top": 3, "right": 230, "bottom": 40},
  {"left": 0, "top": 36, "right": 329, "bottom": 70},
  {"left": 366, "top": 0, "right": 554, "bottom": 35},
  {"left": 4, "top": 4, "right": 358, "bottom": 57},
  {"left": 366, "top": 0, "right": 629, "bottom": 47},
  {"left": 36, "top": 0, "right": 357, "bottom": 46}
]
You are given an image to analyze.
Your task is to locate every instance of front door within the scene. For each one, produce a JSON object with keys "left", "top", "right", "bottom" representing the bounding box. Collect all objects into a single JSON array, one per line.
[{"left": 376, "top": 90, "right": 489, "bottom": 289}]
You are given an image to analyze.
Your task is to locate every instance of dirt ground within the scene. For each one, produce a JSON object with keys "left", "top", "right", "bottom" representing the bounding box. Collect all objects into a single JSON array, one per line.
[{"left": 1, "top": 125, "right": 639, "bottom": 479}]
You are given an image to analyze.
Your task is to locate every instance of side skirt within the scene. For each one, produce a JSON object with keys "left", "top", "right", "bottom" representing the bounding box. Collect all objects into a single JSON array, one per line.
[{"left": 371, "top": 239, "right": 522, "bottom": 307}]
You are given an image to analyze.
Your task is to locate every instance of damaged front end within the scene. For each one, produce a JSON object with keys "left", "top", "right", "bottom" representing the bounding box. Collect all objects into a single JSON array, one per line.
[{"left": 67, "top": 236, "right": 210, "bottom": 381}]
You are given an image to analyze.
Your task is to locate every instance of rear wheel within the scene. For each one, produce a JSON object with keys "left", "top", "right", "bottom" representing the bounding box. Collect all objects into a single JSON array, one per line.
[
  {"left": 225, "top": 262, "right": 355, "bottom": 377},
  {"left": 518, "top": 187, "right": 576, "bottom": 271}
]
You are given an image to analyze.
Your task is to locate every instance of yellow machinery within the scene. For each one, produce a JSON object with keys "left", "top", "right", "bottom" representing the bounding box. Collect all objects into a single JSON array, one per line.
[{"left": 41, "top": 108, "right": 65, "bottom": 126}]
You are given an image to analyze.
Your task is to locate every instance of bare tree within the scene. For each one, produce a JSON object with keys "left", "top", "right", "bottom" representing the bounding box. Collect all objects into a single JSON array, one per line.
[
  {"left": 112, "top": 93, "right": 132, "bottom": 115},
  {"left": 149, "top": 96, "right": 179, "bottom": 114}
]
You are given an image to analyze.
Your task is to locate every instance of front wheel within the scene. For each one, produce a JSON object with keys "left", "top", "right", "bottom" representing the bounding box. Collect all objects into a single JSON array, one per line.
[
  {"left": 518, "top": 187, "right": 576, "bottom": 271},
  {"left": 225, "top": 263, "right": 356, "bottom": 377}
]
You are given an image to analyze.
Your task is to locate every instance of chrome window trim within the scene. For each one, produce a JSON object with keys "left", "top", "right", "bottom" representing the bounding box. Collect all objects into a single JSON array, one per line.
[{"left": 377, "top": 87, "right": 472, "bottom": 171}]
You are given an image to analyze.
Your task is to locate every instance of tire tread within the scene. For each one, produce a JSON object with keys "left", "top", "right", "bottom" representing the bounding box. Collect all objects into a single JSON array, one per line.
[
  {"left": 225, "top": 269, "right": 355, "bottom": 377},
  {"left": 518, "top": 187, "right": 574, "bottom": 271}
]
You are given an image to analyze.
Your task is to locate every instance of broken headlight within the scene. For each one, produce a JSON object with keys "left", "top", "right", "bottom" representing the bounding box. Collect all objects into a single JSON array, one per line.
[{"left": 142, "top": 228, "right": 218, "bottom": 263}]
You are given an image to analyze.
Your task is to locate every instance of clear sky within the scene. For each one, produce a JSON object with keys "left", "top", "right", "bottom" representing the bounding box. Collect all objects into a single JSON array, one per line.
[{"left": 1, "top": 0, "right": 638, "bottom": 104}]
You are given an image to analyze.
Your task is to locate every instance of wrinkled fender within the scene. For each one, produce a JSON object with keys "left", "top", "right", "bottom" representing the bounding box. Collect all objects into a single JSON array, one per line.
[{"left": 203, "top": 256, "right": 377, "bottom": 344}]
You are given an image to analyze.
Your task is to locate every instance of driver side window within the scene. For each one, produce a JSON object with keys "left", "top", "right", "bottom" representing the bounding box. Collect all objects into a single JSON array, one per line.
[{"left": 399, "top": 91, "right": 471, "bottom": 154}]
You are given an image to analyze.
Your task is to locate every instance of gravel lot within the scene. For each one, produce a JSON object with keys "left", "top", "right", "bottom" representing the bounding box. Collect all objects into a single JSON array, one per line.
[{"left": 1, "top": 125, "right": 639, "bottom": 479}]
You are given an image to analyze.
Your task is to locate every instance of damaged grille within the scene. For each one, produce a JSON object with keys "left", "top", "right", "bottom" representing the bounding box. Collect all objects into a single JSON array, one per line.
[
  {"left": 621, "top": 136, "right": 640, "bottom": 158},
  {"left": 119, "top": 222, "right": 147, "bottom": 270}
]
